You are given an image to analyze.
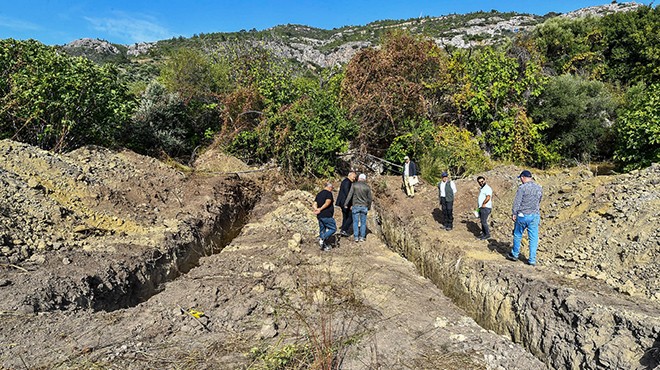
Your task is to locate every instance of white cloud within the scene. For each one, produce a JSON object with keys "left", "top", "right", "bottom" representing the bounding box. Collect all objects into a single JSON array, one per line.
[
  {"left": 0, "top": 16, "right": 41, "bottom": 31},
  {"left": 84, "top": 13, "right": 174, "bottom": 43}
]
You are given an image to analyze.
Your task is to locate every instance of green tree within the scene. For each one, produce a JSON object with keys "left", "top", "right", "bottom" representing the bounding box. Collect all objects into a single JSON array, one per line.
[
  {"left": 418, "top": 125, "right": 492, "bottom": 183},
  {"left": 247, "top": 75, "right": 356, "bottom": 177},
  {"left": 614, "top": 83, "right": 660, "bottom": 171},
  {"left": 127, "top": 81, "right": 191, "bottom": 157},
  {"left": 0, "top": 39, "right": 134, "bottom": 152},
  {"left": 529, "top": 74, "right": 619, "bottom": 161},
  {"left": 533, "top": 16, "right": 604, "bottom": 78},
  {"left": 601, "top": 6, "right": 660, "bottom": 84}
]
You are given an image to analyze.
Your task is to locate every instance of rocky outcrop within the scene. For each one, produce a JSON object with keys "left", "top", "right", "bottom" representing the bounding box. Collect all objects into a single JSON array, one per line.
[
  {"left": 127, "top": 41, "right": 155, "bottom": 56},
  {"left": 64, "top": 37, "right": 120, "bottom": 55},
  {"left": 561, "top": 2, "right": 644, "bottom": 19}
]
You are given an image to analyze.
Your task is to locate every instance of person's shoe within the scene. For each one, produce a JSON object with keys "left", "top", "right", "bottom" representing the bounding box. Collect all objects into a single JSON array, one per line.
[
  {"left": 506, "top": 252, "right": 518, "bottom": 262},
  {"left": 339, "top": 231, "right": 350, "bottom": 237},
  {"left": 322, "top": 245, "right": 332, "bottom": 252},
  {"left": 478, "top": 234, "right": 491, "bottom": 240},
  {"left": 319, "top": 239, "right": 325, "bottom": 248},
  {"left": 445, "top": 226, "right": 452, "bottom": 231},
  {"left": 358, "top": 238, "right": 365, "bottom": 242},
  {"left": 354, "top": 238, "right": 359, "bottom": 242}
]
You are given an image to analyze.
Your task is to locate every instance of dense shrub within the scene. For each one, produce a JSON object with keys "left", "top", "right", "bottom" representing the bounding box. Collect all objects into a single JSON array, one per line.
[
  {"left": 0, "top": 39, "right": 134, "bottom": 152},
  {"left": 418, "top": 125, "right": 492, "bottom": 184},
  {"left": 614, "top": 83, "right": 660, "bottom": 171},
  {"left": 529, "top": 74, "right": 619, "bottom": 162}
]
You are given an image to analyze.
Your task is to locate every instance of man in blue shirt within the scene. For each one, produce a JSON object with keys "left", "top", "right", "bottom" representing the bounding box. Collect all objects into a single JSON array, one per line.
[{"left": 507, "top": 170, "right": 543, "bottom": 266}]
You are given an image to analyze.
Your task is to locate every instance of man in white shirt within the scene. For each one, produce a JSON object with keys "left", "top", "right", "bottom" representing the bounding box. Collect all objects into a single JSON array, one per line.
[
  {"left": 438, "top": 172, "right": 457, "bottom": 230},
  {"left": 476, "top": 176, "right": 493, "bottom": 240}
]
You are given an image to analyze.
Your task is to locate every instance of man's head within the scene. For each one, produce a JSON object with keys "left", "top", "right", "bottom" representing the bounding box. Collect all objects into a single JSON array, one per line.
[
  {"left": 348, "top": 171, "right": 357, "bottom": 181},
  {"left": 404, "top": 155, "right": 410, "bottom": 163},
  {"left": 324, "top": 182, "right": 334, "bottom": 191},
  {"left": 518, "top": 170, "right": 533, "bottom": 183},
  {"left": 477, "top": 176, "right": 486, "bottom": 187},
  {"left": 358, "top": 173, "right": 367, "bottom": 181},
  {"left": 441, "top": 172, "right": 449, "bottom": 180}
]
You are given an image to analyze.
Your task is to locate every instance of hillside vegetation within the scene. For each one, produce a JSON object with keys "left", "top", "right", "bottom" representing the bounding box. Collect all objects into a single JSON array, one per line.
[{"left": 1, "top": 3, "right": 658, "bottom": 177}]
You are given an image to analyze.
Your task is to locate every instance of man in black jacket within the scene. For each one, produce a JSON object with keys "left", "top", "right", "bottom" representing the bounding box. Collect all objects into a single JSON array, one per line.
[{"left": 335, "top": 171, "right": 356, "bottom": 237}]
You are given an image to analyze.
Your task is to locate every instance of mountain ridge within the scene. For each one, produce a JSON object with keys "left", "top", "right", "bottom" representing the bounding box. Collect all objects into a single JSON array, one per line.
[{"left": 60, "top": 2, "right": 643, "bottom": 67}]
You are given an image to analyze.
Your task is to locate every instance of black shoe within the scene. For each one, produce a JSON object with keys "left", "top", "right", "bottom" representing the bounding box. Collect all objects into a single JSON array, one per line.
[
  {"left": 478, "top": 234, "right": 491, "bottom": 240},
  {"left": 322, "top": 245, "right": 332, "bottom": 252},
  {"left": 445, "top": 226, "right": 452, "bottom": 231},
  {"left": 506, "top": 252, "right": 518, "bottom": 262},
  {"left": 339, "top": 231, "right": 350, "bottom": 237}
]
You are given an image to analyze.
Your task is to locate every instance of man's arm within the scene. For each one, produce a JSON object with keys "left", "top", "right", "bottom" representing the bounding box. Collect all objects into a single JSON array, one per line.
[
  {"left": 512, "top": 188, "right": 523, "bottom": 220},
  {"left": 344, "top": 186, "right": 355, "bottom": 208},
  {"left": 481, "top": 195, "right": 491, "bottom": 208}
]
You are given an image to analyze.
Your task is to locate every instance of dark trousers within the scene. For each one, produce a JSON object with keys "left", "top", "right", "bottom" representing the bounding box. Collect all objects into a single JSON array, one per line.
[
  {"left": 479, "top": 207, "right": 491, "bottom": 236},
  {"left": 440, "top": 198, "right": 454, "bottom": 228},
  {"left": 339, "top": 207, "right": 353, "bottom": 234}
]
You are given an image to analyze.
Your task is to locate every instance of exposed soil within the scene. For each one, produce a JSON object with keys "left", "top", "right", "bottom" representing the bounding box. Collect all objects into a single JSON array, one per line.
[{"left": 0, "top": 140, "right": 658, "bottom": 369}]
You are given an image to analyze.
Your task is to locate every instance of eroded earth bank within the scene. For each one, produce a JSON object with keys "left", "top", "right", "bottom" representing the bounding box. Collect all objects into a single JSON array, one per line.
[{"left": 0, "top": 139, "right": 658, "bottom": 369}]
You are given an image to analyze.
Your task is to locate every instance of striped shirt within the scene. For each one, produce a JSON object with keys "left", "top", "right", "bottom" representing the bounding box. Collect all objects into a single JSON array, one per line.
[{"left": 512, "top": 181, "right": 542, "bottom": 216}]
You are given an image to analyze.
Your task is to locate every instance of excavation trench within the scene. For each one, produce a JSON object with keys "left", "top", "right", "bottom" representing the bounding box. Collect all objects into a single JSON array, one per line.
[
  {"left": 374, "top": 205, "right": 660, "bottom": 370},
  {"left": 26, "top": 184, "right": 261, "bottom": 313}
]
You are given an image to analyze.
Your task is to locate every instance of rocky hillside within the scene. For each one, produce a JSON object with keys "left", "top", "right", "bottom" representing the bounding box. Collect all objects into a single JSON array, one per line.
[{"left": 61, "top": 2, "right": 644, "bottom": 67}]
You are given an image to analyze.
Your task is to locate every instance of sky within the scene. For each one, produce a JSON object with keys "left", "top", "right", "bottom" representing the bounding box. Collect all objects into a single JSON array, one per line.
[{"left": 0, "top": 1, "right": 653, "bottom": 45}]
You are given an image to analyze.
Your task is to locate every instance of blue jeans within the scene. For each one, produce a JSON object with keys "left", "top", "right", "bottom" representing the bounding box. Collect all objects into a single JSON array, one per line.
[
  {"left": 512, "top": 214, "right": 540, "bottom": 264},
  {"left": 318, "top": 217, "right": 337, "bottom": 241},
  {"left": 352, "top": 206, "right": 368, "bottom": 239}
]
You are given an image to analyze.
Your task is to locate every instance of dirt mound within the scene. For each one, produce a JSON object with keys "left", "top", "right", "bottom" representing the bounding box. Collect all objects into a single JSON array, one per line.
[
  {"left": 192, "top": 146, "right": 252, "bottom": 173},
  {"left": 0, "top": 139, "right": 260, "bottom": 312}
]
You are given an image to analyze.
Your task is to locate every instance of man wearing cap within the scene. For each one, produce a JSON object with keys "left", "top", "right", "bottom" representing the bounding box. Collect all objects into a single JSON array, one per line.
[
  {"left": 438, "top": 172, "right": 457, "bottom": 231},
  {"left": 402, "top": 156, "right": 418, "bottom": 198},
  {"left": 507, "top": 170, "right": 543, "bottom": 266},
  {"left": 344, "top": 173, "right": 373, "bottom": 242},
  {"left": 313, "top": 182, "right": 337, "bottom": 251}
]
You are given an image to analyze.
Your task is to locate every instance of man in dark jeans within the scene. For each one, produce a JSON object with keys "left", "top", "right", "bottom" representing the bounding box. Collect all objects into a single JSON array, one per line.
[
  {"left": 438, "top": 172, "right": 457, "bottom": 230},
  {"left": 313, "top": 182, "right": 336, "bottom": 251},
  {"left": 476, "top": 176, "right": 493, "bottom": 240},
  {"left": 335, "top": 171, "right": 356, "bottom": 237},
  {"left": 344, "top": 173, "right": 373, "bottom": 242}
]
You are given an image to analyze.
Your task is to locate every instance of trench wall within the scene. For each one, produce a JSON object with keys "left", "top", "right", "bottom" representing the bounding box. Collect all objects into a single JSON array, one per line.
[
  {"left": 27, "top": 182, "right": 260, "bottom": 312},
  {"left": 375, "top": 207, "right": 660, "bottom": 370}
]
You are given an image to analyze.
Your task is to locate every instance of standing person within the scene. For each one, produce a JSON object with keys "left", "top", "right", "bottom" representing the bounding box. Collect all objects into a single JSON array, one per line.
[
  {"left": 402, "top": 156, "right": 418, "bottom": 198},
  {"left": 438, "top": 172, "right": 457, "bottom": 231},
  {"left": 313, "top": 182, "right": 337, "bottom": 251},
  {"left": 344, "top": 173, "right": 373, "bottom": 242},
  {"left": 476, "top": 176, "right": 493, "bottom": 240},
  {"left": 335, "top": 171, "right": 357, "bottom": 237},
  {"left": 507, "top": 170, "right": 543, "bottom": 266}
]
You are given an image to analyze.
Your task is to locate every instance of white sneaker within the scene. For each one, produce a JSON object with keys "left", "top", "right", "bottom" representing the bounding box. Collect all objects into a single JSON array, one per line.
[{"left": 319, "top": 239, "right": 325, "bottom": 247}]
